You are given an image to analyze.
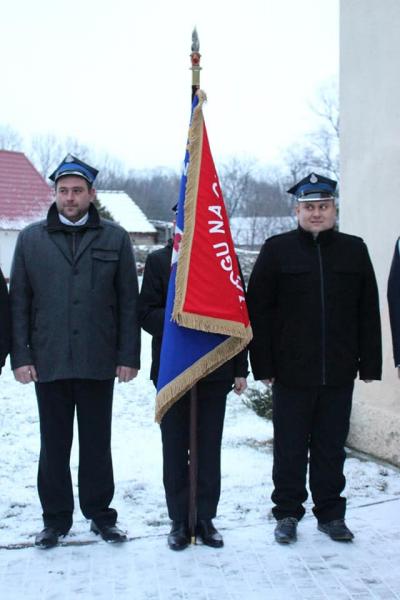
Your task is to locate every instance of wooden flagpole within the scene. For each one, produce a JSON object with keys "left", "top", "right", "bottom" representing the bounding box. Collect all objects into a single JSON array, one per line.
[{"left": 188, "top": 27, "right": 201, "bottom": 544}]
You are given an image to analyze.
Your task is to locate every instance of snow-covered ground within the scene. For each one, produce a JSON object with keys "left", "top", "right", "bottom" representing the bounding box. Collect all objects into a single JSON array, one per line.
[
  {"left": 1, "top": 330, "right": 400, "bottom": 598},
  {"left": 1, "top": 330, "right": 400, "bottom": 548},
  {"left": 0, "top": 330, "right": 271, "bottom": 548}
]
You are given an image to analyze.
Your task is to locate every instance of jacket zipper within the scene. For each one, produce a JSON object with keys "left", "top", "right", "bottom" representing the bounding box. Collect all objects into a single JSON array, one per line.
[{"left": 316, "top": 242, "right": 326, "bottom": 385}]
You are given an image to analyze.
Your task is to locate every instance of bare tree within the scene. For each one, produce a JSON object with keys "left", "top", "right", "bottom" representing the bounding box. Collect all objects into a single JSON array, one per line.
[
  {"left": 219, "top": 157, "right": 255, "bottom": 218},
  {"left": 308, "top": 126, "right": 339, "bottom": 180},
  {"left": 29, "top": 135, "right": 100, "bottom": 180},
  {"left": 308, "top": 78, "right": 339, "bottom": 180},
  {"left": 94, "top": 154, "right": 127, "bottom": 189},
  {"left": 124, "top": 170, "right": 180, "bottom": 220},
  {"left": 0, "top": 125, "right": 23, "bottom": 151},
  {"left": 310, "top": 79, "right": 339, "bottom": 139},
  {"left": 282, "top": 144, "right": 321, "bottom": 206},
  {"left": 280, "top": 78, "right": 340, "bottom": 192},
  {"left": 248, "top": 173, "right": 291, "bottom": 217},
  {"left": 30, "top": 134, "right": 65, "bottom": 177},
  {"left": 63, "top": 138, "right": 92, "bottom": 161}
]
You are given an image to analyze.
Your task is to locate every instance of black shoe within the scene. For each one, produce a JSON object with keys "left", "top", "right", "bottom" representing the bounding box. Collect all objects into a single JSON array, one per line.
[
  {"left": 196, "top": 519, "right": 224, "bottom": 548},
  {"left": 35, "top": 526, "right": 65, "bottom": 549},
  {"left": 274, "top": 517, "right": 298, "bottom": 544},
  {"left": 167, "top": 521, "right": 189, "bottom": 551},
  {"left": 318, "top": 519, "right": 354, "bottom": 541},
  {"left": 90, "top": 521, "right": 127, "bottom": 543}
]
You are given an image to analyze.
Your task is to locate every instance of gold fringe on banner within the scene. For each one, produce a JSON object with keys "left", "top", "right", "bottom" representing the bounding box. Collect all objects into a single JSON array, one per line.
[
  {"left": 173, "top": 312, "right": 248, "bottom": 338},
  {"left": 155, "top": 327, "right": 252, "bottom": 423},
  {"left": 172, "top": 89, "right": 206, "bottom": 323}
]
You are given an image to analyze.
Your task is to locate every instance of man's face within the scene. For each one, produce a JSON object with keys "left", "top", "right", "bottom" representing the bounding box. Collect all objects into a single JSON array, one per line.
[
  {"left": 55, "top": 175, "right": 95, "bottom": 222},
  {"left": 295, "top": 199, "right": 336, "bottom": 233}
]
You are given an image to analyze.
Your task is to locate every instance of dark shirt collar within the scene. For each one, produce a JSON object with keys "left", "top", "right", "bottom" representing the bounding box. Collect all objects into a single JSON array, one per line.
[{"left": 46, "top": 202, "right": 101, "bottom": 232}]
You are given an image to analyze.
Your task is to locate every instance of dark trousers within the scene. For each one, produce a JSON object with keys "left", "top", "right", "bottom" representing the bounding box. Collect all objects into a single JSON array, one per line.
[
  {"left": 271, "top": 381, "right": 353, "bottom": 523},
  {"left": 160, "top": 380, "right": 230, "bottom": 522},
  {"left": 35, "top": 379, "right": 117, "bottom": 533}
]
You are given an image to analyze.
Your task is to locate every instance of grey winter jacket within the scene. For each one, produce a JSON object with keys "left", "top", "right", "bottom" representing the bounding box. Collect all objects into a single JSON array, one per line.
[{"left": 10, "top": 203, "right": 140, "bottom": 381}]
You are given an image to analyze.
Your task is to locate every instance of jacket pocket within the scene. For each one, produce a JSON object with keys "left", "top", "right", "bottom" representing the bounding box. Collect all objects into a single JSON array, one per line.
[
  {"left": 332, "top": 265, "right": 361, "bottom": 300},
  {"left": 279, "top": 265, "right": 311, "bottom": 294},
  {"left": 91, "top": 248, "right": 119, "bottom": 289}
]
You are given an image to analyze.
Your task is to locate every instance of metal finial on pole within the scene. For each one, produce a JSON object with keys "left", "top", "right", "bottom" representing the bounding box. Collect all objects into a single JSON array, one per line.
[{"left": 190, "top": 27, "right": 202, "bottom": 100}]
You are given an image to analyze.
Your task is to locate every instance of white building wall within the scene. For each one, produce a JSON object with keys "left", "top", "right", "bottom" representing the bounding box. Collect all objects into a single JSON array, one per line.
[
  {"left": 0, "top": 231, "right": 19, "bottom": 280},
  {"left": 340, "top": 0, "right": 400, "bottom": 464}
]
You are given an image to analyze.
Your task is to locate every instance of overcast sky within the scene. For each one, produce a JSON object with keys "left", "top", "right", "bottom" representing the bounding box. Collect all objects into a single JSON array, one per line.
[{"left": 0, "top": 0, "right": 338, "bottom": 173}]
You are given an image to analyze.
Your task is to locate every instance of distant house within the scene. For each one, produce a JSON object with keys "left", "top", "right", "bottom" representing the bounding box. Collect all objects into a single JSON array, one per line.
[
  {"left": 0, "top": 150, "right": 52, "bottom": 278},
  {"left": 96, "top": 190, "right": 157, "bottom": 245},
  {"left": 149, "top": 219, "right": 174, "bottom": 244}
]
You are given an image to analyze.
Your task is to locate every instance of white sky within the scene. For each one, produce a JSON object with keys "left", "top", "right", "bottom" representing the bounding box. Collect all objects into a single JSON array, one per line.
[{"left": 0, "top": 0, "right": 338, "bottom": 172}]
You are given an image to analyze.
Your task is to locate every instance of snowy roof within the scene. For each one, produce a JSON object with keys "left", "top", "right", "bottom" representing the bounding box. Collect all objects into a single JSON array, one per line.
[
  {"left": 96, "top": 190, "right": 156, "bottom": 234},
  {"left": 0, "top": 150, "right": 52, "bottom": 230}
]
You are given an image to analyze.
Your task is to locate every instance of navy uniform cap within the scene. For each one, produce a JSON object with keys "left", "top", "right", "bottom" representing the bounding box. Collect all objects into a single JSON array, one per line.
[
  {"left": 49, "top": 154, "right": 99, "bottom": 185},
  {"left": 287, "top": 172, "right": 337, "bottom": 201}
]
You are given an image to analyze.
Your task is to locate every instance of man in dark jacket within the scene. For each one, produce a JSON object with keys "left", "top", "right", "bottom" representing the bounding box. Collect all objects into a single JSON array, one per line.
[
  {"left": 388, "top": 240, "right": 400, "bottom": 371},
  {"left": 139, "top": 237, "right": 248, "bottom": 551},
  {"left": 10, "top": 154, "right": 141, "bottom": 549},
  {"left": 247, "top": 173, "right": 381, "bottom": 544},
  {"left": 0, "top": 268, "right": 10, "bottom": 372}
]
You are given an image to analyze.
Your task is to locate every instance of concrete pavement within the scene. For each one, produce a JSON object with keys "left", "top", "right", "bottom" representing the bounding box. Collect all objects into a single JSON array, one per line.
[{"left": 1, "top": 498, "right": 399, "bottom": 599}]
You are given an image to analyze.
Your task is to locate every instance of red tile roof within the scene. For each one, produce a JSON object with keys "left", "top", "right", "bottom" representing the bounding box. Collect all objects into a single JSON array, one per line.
[{"left": 0, "top": 150, "right": 52, "bottom": 229}]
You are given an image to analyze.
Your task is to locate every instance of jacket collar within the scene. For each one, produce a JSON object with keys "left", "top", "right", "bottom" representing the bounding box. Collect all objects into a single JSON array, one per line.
[
  {"left": 297, "top": 225, "right": 336, "bottom": 246},
  {"left": 45, "top": 202, "right": 102, "bottom": 265},
  {"left": 46, "top": 202, "right": 101, "bottom": 232}
]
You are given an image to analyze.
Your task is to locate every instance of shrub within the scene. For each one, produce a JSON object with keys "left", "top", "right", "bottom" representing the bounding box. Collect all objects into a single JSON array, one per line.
[{"left": 242, "top": 384, "right": 273, "bottom": 420}]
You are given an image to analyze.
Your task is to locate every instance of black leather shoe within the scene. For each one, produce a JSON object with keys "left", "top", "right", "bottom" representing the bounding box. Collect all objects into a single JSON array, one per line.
[
  {"left": 167, "top": 521, "right": 189, "bottom": 551},
  {"left": 90, "top": 521, "right": 127, "bottom": 543},
  {"left": 318, "top": 519, "right": 354, "bottom": 541},
  {"left": 274, "top": 517, "right": 298, "bottom": 544},
  {"left": 35, "top": 527, "right": 65, "bottom": 549},
  {"left": 196, "top": 519, "right": 224, "bottom": 548}
]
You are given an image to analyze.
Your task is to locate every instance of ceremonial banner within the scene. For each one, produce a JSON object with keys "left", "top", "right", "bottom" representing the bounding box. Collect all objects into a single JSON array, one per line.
[{"left": 155, "top": 90, "right": 252, "bottom": 423}]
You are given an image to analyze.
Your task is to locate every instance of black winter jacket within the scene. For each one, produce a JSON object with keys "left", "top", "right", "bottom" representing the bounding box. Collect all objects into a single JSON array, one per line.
[
  {"left": 138, "top": 241, "right": 248, "bottom": 385},
  {"left": 387, "top": 238, "right": 400, "bottom": 366},
  {"left": 247, "top": 226, "right": 382, "bottom": 387},
  {"left": 0, "top": 268, "right": 10, "bottom": 370}
]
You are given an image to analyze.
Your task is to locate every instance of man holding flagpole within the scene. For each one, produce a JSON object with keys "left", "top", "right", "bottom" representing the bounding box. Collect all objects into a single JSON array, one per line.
[
  {"left": 139, "top": 33, "right": 252, "bottom": 551},
  {"left": 139, "top": 231, "right": 248, "bottom": 550}
]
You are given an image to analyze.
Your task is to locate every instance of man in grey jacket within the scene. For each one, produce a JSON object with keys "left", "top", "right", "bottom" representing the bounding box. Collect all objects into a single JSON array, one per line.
[{"left": 10, "top": 154, "right": 140, "bottom": 549}]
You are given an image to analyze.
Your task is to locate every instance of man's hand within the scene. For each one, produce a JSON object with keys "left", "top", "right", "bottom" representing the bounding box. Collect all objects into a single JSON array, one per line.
[
  {"left": 14, "top": 365, "right": 38, "bottom": 384},
  {"left": 116, "top": 366, "right": 139, "bottom": 383},
  {"left": 262, "top": 378, "right": 275, "bottom": 386},
  {"left": 233, "top": 377, "right": 247, "bottom": 395}
]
